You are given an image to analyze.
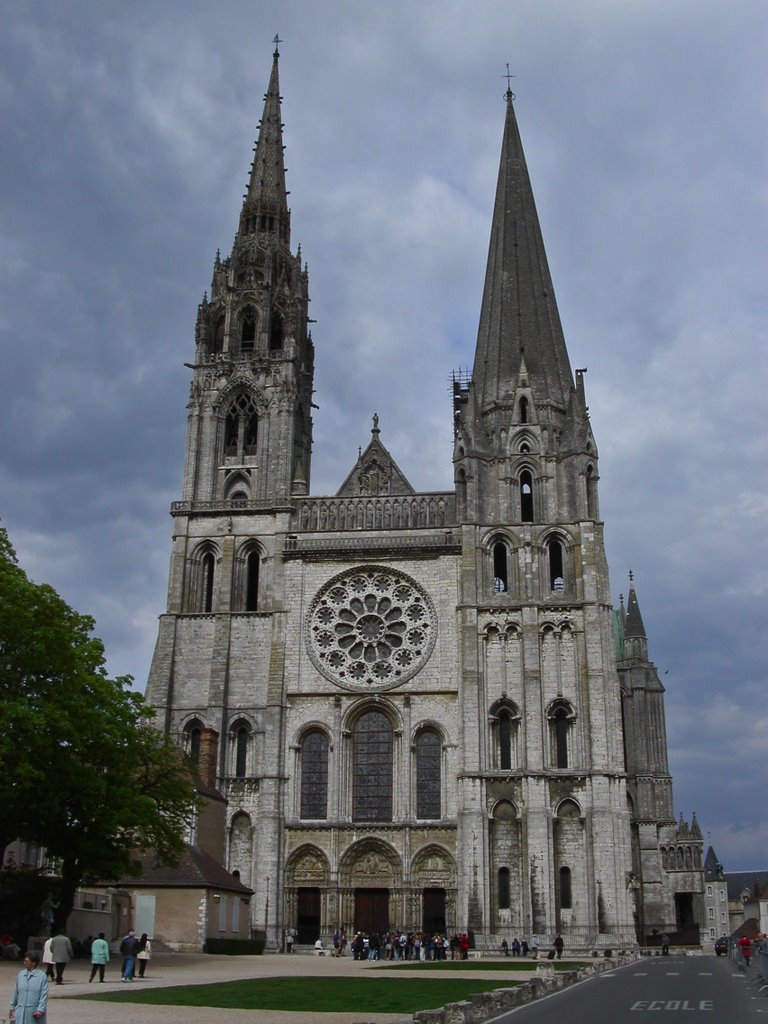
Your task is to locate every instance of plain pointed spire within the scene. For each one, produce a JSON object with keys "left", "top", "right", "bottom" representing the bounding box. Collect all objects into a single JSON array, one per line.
[
  {"left": 624, "top": 575, "right": 647, "bottom": 639},
  {"left": 471, "top": 87, "right": 573, "bottom": 414}
]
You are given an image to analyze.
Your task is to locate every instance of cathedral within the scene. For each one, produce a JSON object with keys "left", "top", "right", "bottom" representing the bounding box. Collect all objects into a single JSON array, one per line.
[{"left": 146, "top": 45, "right": 704, "bottom": 950}]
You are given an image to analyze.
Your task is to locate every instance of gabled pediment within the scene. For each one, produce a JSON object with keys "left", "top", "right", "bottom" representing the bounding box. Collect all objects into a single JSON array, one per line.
[{"left": 336, "top": 417, "right": 415, "bottom": 497}]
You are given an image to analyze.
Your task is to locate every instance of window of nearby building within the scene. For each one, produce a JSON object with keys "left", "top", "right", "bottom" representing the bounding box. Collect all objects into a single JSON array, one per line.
[{"left": 707, "top": 885, "right": 712, "bottom": 897}]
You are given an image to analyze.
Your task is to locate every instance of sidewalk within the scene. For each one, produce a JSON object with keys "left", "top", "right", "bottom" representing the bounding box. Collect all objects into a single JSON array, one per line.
[{"left": 0, "top": 952, "right": 547, "bottom": 1024}]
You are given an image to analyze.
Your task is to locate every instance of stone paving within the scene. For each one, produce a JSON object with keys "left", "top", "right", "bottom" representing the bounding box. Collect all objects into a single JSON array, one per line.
[{"left": 0, "top": 951, "right": 553, "bottom": 1024}]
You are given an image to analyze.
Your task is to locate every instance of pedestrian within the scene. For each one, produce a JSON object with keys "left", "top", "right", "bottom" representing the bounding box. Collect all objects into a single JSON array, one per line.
[
  {"left": 88, "top": 932, "right": 110, "bottom": 983},
  {"left": 136, "top": 933, "right": 152, "bottom": 977},
  {"left": 119, "top": 930, "right": 140, "bottom": 981},
  {"left": 9, "top": 950, "right": 48, "bottom": 1023},
  {"left": 737, "top": 936, "right": 752, "bottom": 965},
  {"left": 40, "top": 939, "right": 54, "bottom": 981},
  {"left": 660, "top": 932, "right": 670, "bottom": 956},
  {"left": 286, "top": 930, "right": 294, "bottom": 953},
  {"left": 501, "top": 938, "right": 509, "bottom": 956},
  {"left": 554, "top": 934, "right": 564, "bottom": 959},
  {"left": 530, "top": 935, "right": 539, "bottom": 960},
  {"left": 511, "top": 937, "right": 521, "bottom": 956},
  {"left": 49, "top": 930, "right": 73, "bottom": 985}
]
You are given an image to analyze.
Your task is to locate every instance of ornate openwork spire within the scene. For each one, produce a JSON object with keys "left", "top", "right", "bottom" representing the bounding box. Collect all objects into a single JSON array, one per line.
[{"left": 239, "top": 40, "right": 290, "bottom": 243}]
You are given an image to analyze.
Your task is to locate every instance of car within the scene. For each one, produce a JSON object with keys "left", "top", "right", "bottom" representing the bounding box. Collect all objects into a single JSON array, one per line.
[{"left": 714, "top": 936, "right": 729, "bottom": 956}]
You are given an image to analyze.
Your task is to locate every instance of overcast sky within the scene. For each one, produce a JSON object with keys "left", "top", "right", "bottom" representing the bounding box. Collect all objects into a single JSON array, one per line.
[{"left": 2, "top": 1, "right": 765, "bottom": 872}]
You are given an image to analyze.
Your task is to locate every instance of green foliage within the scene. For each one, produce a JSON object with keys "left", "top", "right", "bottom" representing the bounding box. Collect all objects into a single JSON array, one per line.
[
  {"left": 81, "top": 976, "right": 515, "bottom": 1013},
  {"left": 0, "top": 526, "right": 197, "bottom": 926},
  {"left": 204, "top": 938, "right": 265, "bottom": 955}
]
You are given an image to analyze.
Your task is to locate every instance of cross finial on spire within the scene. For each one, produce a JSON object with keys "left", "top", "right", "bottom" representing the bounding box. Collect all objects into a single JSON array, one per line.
[
  {"left": 273, "top": 34, "right": 282, "bottom": 55},
  {"left": 629, "top": 569, "right": 634, "bottom": 582},
  {"left": 503, "top": 63, "right": 516, "bottom": 100}
]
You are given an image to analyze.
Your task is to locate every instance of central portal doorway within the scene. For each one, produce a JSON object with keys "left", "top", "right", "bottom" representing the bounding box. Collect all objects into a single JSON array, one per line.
[
  {"left": 355, "top": 888, "right": 389, "bottom": 934},
  {"left": 422, "top": 887, "right": 446, "bottom": 934},
  {"left": 296, "top": 887, "right": 320, "bottom": 944}
]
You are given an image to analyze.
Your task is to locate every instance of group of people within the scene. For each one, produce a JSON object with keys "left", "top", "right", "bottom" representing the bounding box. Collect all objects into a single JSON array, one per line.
[
  {"left": 311, "top": 930, "right": 474, "bottom": 960},
  {"left": 500, "top": 934, "right": 564, "bottom": 959}
]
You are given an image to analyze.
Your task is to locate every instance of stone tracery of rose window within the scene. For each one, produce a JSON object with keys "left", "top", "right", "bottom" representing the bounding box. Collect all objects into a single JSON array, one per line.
[{"left": 307, "top": 567, "right": 436, "bottom": 690}]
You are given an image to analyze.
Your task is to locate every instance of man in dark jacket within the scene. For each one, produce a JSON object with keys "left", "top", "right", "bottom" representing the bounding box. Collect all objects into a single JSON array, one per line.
[{"left": 119, "top": 930, "right": 140, "bottom": 981}]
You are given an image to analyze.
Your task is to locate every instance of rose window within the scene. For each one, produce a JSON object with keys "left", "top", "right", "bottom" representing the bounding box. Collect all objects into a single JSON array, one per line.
[{"left": 307, "top": 567, "right": 436, "bottom": 689}]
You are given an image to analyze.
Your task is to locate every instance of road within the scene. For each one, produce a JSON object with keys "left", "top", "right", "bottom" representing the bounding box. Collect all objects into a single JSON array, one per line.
[{"left": 490, "top": 953, "right": 767, "bottom": 1023}]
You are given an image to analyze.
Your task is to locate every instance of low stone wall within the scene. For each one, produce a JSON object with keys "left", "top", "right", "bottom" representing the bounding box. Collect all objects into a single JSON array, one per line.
[{"left": 412, "top": 955, "right": 638, "bottom": 1024}]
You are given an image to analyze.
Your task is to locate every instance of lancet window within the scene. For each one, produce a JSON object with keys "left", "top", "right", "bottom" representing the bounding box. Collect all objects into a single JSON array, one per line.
[
  {"left": 300, "top": 729, "right": 329, "bottom": 820},
  {"left": 223, "top": 391, "right": 259, "bottom": 460},
  {"left": 352, "top": 710, "right": 393, "bottom": 822},
  {"left": 415, "top": 728, "right": 441, "bottom": 820}
]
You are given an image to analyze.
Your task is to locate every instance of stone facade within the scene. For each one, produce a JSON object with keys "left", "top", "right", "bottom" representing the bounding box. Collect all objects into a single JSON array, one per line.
[{"left": 146, "top": 46, "right": 702, "bottom": 949}]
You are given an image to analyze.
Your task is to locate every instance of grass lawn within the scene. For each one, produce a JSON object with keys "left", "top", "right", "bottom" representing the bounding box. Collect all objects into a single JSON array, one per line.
[{"left": 78, "top": 976, "right": 519, "bottom": 1014}]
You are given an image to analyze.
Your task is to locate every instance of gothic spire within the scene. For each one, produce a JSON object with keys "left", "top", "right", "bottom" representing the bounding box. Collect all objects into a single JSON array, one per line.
[
  {"left": 471, "top": 87, "right": 573, "bottom": 415},
  {"left": 624, "top": 575, "right": 648, "bottom": 640},
  {"left": 239, "top": 40, "right": 290, "bottom": 242}
]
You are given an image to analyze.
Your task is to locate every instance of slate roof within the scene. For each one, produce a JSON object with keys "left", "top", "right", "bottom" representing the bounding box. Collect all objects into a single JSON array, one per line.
[
  {"left": 115, "top": 844, "right": 252, "bottom": 895},
  {"left": 725, "top": 870, "right": 768, "bottom": 901}
]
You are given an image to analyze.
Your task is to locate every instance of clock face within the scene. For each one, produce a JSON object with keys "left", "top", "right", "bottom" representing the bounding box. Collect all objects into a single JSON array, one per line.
[{"left": 306, "top": 566, "right": 437, "bottom": 691}]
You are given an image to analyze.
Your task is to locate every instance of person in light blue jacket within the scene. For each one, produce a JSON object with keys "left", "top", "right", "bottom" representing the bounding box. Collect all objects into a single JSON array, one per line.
[
  {"left": 89, "top": 932, "right": 110, "bottom": 982},
  {"left": 9, "top": 951, "right": 48, "bottom": 1024}
]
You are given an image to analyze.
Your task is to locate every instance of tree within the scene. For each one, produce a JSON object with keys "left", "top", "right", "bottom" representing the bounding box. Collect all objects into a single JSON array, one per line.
[{"left": 0, "top": 526, "right": 197, "bottom": 928}]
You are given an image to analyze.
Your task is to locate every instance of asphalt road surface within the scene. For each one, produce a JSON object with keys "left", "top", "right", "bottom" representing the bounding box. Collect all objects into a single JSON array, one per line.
[{"left": 490, "top": 953, "right": 767, "bottom": 1023}]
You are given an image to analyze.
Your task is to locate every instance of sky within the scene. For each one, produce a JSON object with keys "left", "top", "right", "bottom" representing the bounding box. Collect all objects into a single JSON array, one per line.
[{"left": 1, "top": 1, "right": 765, "bottom": 872}]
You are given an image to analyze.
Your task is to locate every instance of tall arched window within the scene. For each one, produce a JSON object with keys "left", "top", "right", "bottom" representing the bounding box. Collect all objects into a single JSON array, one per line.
[
  {"left": 223, "top": 392, "right": 259, "bottom": 460},
  {"left": 353, "top": 710, "right": 392, "bottom": 822},
  {"left": 493, "top": 541, "right": 509, "bottom": 593},
  {"left": 186, "top": 719, "right": 204, "bottom": 767},
  {"left": 559, "top": 866, "right": 572, "bottom": 909},
  {"left": 415, "top": 729, "right": 441, "bottom": 820},
  {"left": 551, "top": 706, "right": 571, "bottom": 768},
  {"left": 245, "top": 551, "right": 260, "bottom": 611},
  {"left": 519, "top": 396, "right": 528, "bottom": 423},
  {"left": 520, "top": 470, "right": 533, "bottom": 522},
  {"left": 586, "top": 464, "right": 597, "bottom": 519},
  {"left": 300, "top": 730, "right": 329, "bottom": 820},
  {"left": 211, "top": 316, "right": 224, "bottom": 353},
  {"left": 234, "top": 725, "right": 248, "bottom": 778},
  {"left": 548, "top": 538, "right": 565, "bottom": 591},
  {"left": 456, "top": 468, "right": 467, "bottom": 519},
  {"left": 201, "top": 552, "right": 215, "bottom": 613},
  {"left": 269, "top": 313, "right": 283, "bottom": 352},
  {"left": 240, "top": 307, "right": 256, "bottom": 351},
  {"left": 498, "top": 867, "right": 511, "bottom": 910},
  {"left": 499, "top": 710, "right": 513, "bottom": 770}
]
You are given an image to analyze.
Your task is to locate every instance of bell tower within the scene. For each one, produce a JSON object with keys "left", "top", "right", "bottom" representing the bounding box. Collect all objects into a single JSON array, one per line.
[{"left": 183, "top": 42, "right": 313, "bottom": 507}]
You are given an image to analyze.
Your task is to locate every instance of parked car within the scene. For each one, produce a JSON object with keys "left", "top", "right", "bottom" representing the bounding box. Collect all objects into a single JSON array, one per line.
[{"left": 714, "top": 936, "right": 729, "bottom": 956}]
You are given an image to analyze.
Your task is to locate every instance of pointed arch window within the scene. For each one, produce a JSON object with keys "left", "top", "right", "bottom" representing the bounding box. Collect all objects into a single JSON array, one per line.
[
  {"left": 586, "top": 464, "right": 598, "bottom": 519},
  {"left": 353, "top": 710, "right": 393, "bottom": 822},
  {"left": 300, "top": 730, "right": 329, "bottom": 820},
  {"left": 456, "top": 468, "right": 467, "bottom": 519},
  {"left": 211, "top": 316, "right": 224, "bottom": 353},
  {"left": 519, "top": 396, "right": 528, "bottom": 424},
  {"left": 415, "top": 728, "right": 441, "bottom": 820},
  {"left": 520, "top": 470, "right": 533, "bottom": 522}
]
